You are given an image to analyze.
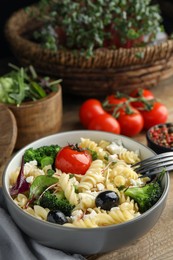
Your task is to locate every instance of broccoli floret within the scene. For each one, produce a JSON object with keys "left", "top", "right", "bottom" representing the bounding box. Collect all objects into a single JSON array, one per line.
[
  {"left": 124, "top": 172, "right": 164, "bottom": 213},
  {"left": 24, "top": 145, "right": 61, "bottom": 168},
  {"left": 39, "top": 190, "right": 74, "bottom": 216}
]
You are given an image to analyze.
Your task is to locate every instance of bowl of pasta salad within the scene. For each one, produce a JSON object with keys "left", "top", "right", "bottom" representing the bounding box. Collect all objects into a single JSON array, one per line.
[{"left": 2, "top": 130, "right": 170, "bottom": 255}]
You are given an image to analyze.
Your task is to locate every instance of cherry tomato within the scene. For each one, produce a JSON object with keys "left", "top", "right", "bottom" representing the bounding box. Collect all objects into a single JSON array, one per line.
[
  {"left": 105, "top": 94, "right": 127, "bottom": 114},
  {"left": 130, "top": 88, "right": 154, "bottom": 109},
  {"left": 117, "top": 106, "right": 144, "bottom": 137},
  {"left": 106, "top": 94, "right": 127, "bottom": 105},
  {"left": 79, "top": 99, "right": 105, "bottom": 128},
  {"left": 140, "top": 101, "right": 168, "bottom": 130},
  {"left": 55, "top": 145, "right": 92, "bottom": 175},
  {"left": 88, "top": 113, "right": 120, "bottom": 134}
]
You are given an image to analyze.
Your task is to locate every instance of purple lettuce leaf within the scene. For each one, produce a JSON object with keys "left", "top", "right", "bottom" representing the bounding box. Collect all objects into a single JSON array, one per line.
[{"left": 10, "top": 156, "right": 30, "bottom": 196}]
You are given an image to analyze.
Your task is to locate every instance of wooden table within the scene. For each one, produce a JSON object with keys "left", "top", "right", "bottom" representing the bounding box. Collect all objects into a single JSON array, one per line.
[{"left": 1, "top": 74, "right": 173, "bottom": 259}]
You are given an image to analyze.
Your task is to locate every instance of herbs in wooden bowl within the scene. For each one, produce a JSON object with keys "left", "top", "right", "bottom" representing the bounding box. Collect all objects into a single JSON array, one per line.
[
  {"left": 0, "top": 64, "right": 61, "bottom": 106},
  {"left": 0, "top": 64, "right": 63, "bottom": 149}
]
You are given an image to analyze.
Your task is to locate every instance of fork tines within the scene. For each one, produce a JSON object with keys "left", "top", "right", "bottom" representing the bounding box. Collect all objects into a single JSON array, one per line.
[{"left": 132, "top": 151, "right": 173, "bottom": 177}]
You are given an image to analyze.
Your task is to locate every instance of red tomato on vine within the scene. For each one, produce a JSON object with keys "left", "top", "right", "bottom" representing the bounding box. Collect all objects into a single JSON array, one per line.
[
  {"left": 140, "top": 101, "right": 168, "bottom": 130},
  {"left": 130, "top": 88, "right": 154, "bottom": 109},
  {"left": 106, "top": 94, "right": 127, "bottom": 105},
  {"left": 104, "top": 94, "right": 127, "bottom": 114},
  {"left": 116, "top": 106, "right": 144, "bottom": 137},
  {"left": 88, "top": 113, "right": 120, "bottom": 134},
  {"left": 79, "top": 99, "right": 105, "bottom": 128}
]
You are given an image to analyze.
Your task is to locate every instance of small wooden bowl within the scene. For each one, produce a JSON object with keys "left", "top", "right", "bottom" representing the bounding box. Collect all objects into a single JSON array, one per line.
[
  {"left": 0, "top": 104, "right": 17, "bottom": 168},
  {"left": 7, "top": 85, "right": 62, "bottom": 149}
]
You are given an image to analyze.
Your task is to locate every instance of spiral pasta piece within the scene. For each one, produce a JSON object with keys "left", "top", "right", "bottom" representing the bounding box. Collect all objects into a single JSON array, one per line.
[
  {"left": 14, "top": 193, "right": 28, "bottom": 208},
  {"left": 111, "top": 163, "right": 139, "bottom": 183},
  {"left": 79, "top": 138, "right": 109, "bottom": 160},
  {"left": 95, "top": 206, "right": 136, "bottom": 226},
  {"left": 114, "top": 175, "right": 126, "bottom": 187},
  {"left": 64, "top": 217, "right": 98, "bottom": 228},
  {"left": 75, "top": 192, "right": 96, "bottom": 211},
  {"left": 119, "top": 192, "right": 139, "bottom": 212},
  {"left": 24, "top": 205, "right": 49, "bottom": 220},
  {"left": 118, "top": 151, "right": 140, "bottom": 164},
  {"left": 104, "top": 168, "right": 121, "bottom": 195},
  {"left": 98, "top": 140, "right": 111, "bottom": 149},
  {"left": 59, "top": 173, "right": 79, "bottom": 205},
  {"left": 78, "top": 160, "right": 104, "bottom": 192}
]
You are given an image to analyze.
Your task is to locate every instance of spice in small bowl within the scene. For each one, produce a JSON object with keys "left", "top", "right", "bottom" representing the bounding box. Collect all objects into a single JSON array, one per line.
[{"left": 146, "top": 123, "right": 173, "bottom": 154}]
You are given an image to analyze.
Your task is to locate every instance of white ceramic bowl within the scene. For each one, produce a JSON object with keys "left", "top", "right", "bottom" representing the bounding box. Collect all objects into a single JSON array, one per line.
[{"left": 2, "top": 130, "right": 170, "bottom": 255}]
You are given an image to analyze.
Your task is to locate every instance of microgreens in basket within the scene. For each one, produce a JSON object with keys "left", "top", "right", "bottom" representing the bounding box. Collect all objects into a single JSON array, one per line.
[
  {"left": 28, "top": 0, "right": 164, "bottom": 58},
  {"left": 0, "top": 64, "right": 62, "bottom": 106}
]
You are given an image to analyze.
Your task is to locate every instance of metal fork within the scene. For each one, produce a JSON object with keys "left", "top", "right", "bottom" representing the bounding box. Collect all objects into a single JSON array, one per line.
[{"left": 132, "top": 151, "right": 173, "bottom": 177}]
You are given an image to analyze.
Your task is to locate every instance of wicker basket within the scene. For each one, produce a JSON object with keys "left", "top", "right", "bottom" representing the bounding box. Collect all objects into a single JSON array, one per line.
[{"left": 5, "top": 6, "right": 173, "bottom": 96}]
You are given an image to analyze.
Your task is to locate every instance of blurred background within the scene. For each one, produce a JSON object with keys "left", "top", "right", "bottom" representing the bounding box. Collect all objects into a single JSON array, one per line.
[
  {"left": 0, "top": 0, "right": 38, "bottom": 58},
  {"left": 0, "top": 0, "right": 173, "bottom": 59}
]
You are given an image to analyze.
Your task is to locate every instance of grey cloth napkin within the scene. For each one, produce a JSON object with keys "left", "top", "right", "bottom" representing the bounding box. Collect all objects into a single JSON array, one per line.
[{"left": 0, "top": 189, "right": 86, "bottom": 260}]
